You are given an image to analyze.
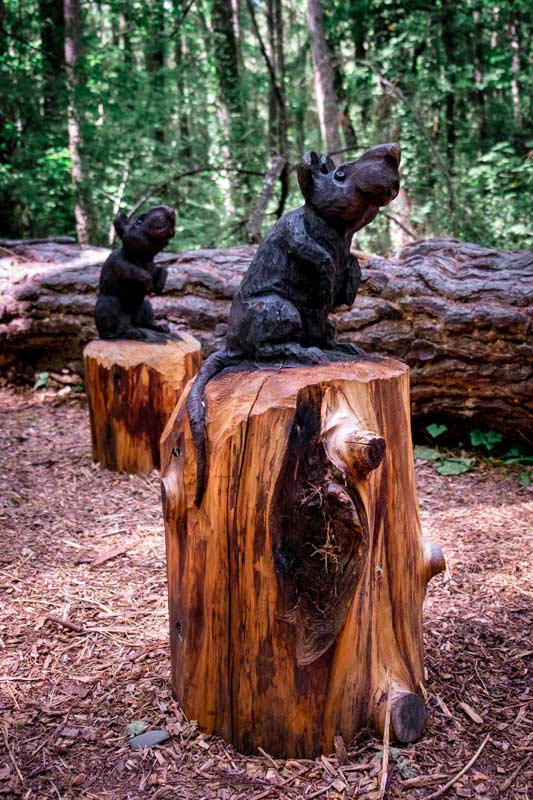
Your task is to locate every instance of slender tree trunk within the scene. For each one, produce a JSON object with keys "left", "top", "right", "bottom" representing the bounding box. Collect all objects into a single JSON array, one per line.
[
  {"left": 441, "top": 0, "right": 456, "bottom": 168},
  {"left": 210, "top": 0, "right": 244, "bottom": 205},
  {"left": 175, "top": 29, "right": 191, "bottom": 160},
  {"left": 333, "top": 62, "right": 357, "bottom": 148},
  {"left": 306, "top": 0, "right": 342, "bottom": 157},
  {"left": 265, "top": 0, "right": 288, "bottom": 217},
  {"left": 64, "top": 0, "right": 97, "bottom": 243},
  {"left": 39, "top": 0, "right": 65, "bottom": 116},
  {"left": 145, "top": 0, "right": 166, "bottom": 144},
  {"left": 472, "top": 10, "right": 486, "bottom": 146},
  {"left": 509, "top": 22, "right": 521, "bottom": 126}
]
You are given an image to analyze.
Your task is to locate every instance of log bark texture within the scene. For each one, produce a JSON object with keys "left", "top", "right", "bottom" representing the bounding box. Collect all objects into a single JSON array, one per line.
[
  {"left": 1, "top": 237, "right": 532, "bottom": 437},
  {"left": 160, "top": 358, "right": 445, "bottom": 757},
  {"left": 84, "top": 335, "right": 201, "bottom": 473}
]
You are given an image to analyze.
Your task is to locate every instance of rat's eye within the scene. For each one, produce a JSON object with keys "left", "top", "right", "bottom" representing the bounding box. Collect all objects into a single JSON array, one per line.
[{"left": 334, "top": 170, "right": 346, "bottom": 182}]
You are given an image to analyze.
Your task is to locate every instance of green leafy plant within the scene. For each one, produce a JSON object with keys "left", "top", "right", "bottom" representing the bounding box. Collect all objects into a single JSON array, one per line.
[
  {"left": 519, "top": 471, "right": 531, "bottom": 488},
  {"left": 414, "top": 446, "right": 441, "bottom": 462},
  {"left": 415, "top": 446, "right": 475, "bottom": 476},
  {"left": 34, "top": 371, "right": 49, "bottom": 390},
  {"left": 437, "top": 457, "right": 475, "bottom": 476},
  {"left": 426, "top": 423, "right": 447, "bottom": 439},
  {"left": 469, "top": 428, "right": 503, "bottom": 452}
]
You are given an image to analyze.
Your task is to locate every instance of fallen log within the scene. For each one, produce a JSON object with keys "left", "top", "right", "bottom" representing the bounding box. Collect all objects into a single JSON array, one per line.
[{"left": 1, "top": 237, "right": 531, "bottom": 438}]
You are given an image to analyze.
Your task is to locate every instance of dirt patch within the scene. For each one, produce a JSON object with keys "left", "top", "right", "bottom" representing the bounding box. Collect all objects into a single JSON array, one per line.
[{"left": 0, "top": 386, "right": 531, "bottom": 799}]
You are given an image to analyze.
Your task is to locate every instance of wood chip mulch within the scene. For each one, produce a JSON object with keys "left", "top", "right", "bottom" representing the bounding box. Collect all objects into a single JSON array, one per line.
[{"left": 0, "top": 385, "right": 531, "bottom": 800}]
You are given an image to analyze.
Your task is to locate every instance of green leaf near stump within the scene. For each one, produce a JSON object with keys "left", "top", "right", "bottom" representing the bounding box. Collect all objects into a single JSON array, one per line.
[
  {"left": 469, "top": 428, "right": 503, "bottom": 451},
  {"left": 426, "top": 423, "right": 448, "bottom": 439},
  {"left": 34, "top": 371, "right": 49, "bottom": 390},
  {"left": 519, "top": 471, "right": 531, "bottom": 487},
  {"left": 414, "top": 446, "right": 441, "bottom": 462},
  {"left": 437, "top": 457, "right": 475, "bottom": 476}
]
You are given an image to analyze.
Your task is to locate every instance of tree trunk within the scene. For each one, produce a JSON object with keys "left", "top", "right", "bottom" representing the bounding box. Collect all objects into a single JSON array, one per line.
[
  {"left": 39, "top": 0, "right": 66, "bottom": 116},
  {"left": 145, "top": 0, "right": 166, "bottom": 145},
  {"left": 84, "top": 335, "right": 201, "bottom": 473},
  {"left": 210, "top": 0, "right": 243, "bottom": 149},
  {"left": 173, "top": 11, "right": 191, "bottom": 161},
  {"left": 2, "top": 238, "right": 532, "bottom": 439},
  {"left": 306, "top": 0, "right": 342, "bottom": 157},
  {"left": 161, "top": 358, "right": 444, "bottom": 756},
  {"left": 247, "top": 0, "right": 288, "bottom": 220},
  {"left": 441, "top": 0, "right": 456, "bottom": 168},
  {"left": 64, "top": 0, "right": 97, "bottom": 244}
]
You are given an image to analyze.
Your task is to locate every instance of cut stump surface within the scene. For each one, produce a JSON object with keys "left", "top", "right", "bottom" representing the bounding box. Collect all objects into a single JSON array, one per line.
[
  {"left": 85, "top": 335, "right": 201, "bottom": 473},
  {"left": 161, "top": 357, "right": 445, "bottom": 757}
]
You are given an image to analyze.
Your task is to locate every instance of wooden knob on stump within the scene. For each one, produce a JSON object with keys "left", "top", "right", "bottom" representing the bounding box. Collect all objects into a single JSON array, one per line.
[
  {"left": 161, "top": 358, "right": 438, "bottom": 756},
  {"left": 424, "top": 541, "right": 446, "bottom": 583},
  {"left": 84, "top": 335, "right": 201, "bottom": 473}
]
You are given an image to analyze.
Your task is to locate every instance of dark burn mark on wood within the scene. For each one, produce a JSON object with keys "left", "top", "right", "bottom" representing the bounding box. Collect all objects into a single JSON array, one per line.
[
  {"left": 271, "top": 385, "right": 369, "bottom": 666},
  {"left": 256, "top": 635, "right": 275, "bottom": 695}
]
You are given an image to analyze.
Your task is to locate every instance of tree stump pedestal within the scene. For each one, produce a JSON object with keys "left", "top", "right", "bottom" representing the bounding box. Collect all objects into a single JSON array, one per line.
[
  {"left": 84, "top": 335, "right": 201, "bottom": 473},
  {"left": 160, "top": 357, "right": 445, "bottom": 757}
]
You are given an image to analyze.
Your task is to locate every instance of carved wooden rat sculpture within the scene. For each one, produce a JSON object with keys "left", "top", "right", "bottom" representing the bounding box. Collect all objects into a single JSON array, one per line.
[
  {"left": 187, "top": 143, "right": 401, "bottom": 504},
  {"left": 95, "top": 205, "right": 176, "bottom": 342}
]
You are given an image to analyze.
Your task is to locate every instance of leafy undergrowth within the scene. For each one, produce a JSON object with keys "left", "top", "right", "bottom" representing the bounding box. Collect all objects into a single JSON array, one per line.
[
  {"left": 414, "top": 423, "right": 532, "bottom": 485},
  {"left": 0, "top": 386, "right": 531, "bottom": 799}
]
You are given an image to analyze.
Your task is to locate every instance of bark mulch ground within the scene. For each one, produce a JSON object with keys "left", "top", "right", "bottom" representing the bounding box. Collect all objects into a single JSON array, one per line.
[{"left": 0, "top": 385, "right": 531, "bottom": 800}]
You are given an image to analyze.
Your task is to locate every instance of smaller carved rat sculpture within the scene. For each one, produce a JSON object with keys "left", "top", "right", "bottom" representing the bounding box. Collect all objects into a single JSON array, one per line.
[
  {"left": 187, "top": 143, "right": 401, "bottom": 505},
  {"left": 95, "top": 205, "right": 176, "bottom": 342}
]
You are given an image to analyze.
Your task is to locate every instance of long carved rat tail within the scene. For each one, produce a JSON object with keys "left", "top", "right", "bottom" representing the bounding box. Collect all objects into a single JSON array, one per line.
[{"left": 186, "top": 350, "right": 239, "bottom": 507}]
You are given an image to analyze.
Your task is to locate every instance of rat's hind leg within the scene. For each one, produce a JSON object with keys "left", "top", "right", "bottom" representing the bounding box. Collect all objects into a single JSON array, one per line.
[
  {"left": 228, "top": 293, "right": 327, "bottom": 365},
  {"left": 95, "top": 296, "right": 141, "bottom": 340},
  {"left": 133, "top": 299, "right": 171, "bottom": 335}
]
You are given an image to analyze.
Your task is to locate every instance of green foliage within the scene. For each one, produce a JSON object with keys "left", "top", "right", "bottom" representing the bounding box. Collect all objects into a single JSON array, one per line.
[
  {"left": 436, "top": 457, "right": 475, "bottom": 476},
  {"left": 519, "top": 471, "right": 531, "bottom": 487},
  {"left": 34, "top": 371, "right": 49, "bottom": 390},
  {"left": 469, "top": 428, "right": 503, "bottom": 451},
  {"left": 0, "top": 0, "right": 531, "bottom": 249},
  {"left": 415, "top": 443, "right": 475, "bottom": 475},
  {"left": 414, "top": 445, "right": 441, "bottom": 462},
  {"left": 426, "top": 423, "right": 448, "bottom": 439}
]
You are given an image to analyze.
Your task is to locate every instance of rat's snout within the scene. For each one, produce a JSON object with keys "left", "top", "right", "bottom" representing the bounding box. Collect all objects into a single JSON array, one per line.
[
  {"left": 162, "top": 205, "right": 176, "bottom": 224},
  {"left": 384, "top": 142, "right": 401, "bottom": 166},
  {"left": 362, "top": 142, "right": 401, "bottom": 166}
]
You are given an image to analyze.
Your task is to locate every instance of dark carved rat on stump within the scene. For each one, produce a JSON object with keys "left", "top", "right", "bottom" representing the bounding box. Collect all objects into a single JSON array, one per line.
[
  {"left": 95, "top": 205, "right": 177, "bottom": 342},
  {"left": 187, "top": 143, "right": 401, "bottom": 505}
]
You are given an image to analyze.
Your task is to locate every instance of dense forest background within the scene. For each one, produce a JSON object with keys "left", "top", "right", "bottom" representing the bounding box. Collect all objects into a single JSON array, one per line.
[{"left": 0, "top": 0, "right": 531, "bottom": 252}]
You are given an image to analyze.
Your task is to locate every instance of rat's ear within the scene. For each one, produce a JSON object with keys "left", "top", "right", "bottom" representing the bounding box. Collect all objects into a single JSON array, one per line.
[
  {"left": 113, "top": 212, "right": 129, "bottom": 240},
  {"left": 319, "top": 154, "right": 336, "bottom": 174},
  {"left": 297, "top": 151, "right": 321, "bottom": 200}
]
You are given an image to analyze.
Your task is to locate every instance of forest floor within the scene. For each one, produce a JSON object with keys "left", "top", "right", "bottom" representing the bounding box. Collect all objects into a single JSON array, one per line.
[{"left": 0, "top": 385, "right": 531, "bottom": 800}]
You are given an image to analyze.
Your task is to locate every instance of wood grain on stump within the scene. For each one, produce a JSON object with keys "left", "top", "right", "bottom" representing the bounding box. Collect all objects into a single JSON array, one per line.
[
  {"left": 84, "top": 335, "right": 201, "bottom": 473},
  {"left": 160, "top": 358, "right": 445, "bottom": 757}
]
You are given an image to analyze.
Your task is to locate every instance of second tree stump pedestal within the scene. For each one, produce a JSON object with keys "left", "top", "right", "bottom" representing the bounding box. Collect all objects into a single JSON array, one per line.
[
  {"left": 84, "top": 334, "right": 201, "bottom": 473},
  {"left": 161, "top": 357, "right": 445, "bottom": 757}
]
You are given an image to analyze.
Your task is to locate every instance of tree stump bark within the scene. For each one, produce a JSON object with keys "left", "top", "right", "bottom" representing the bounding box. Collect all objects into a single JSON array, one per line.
[
  {"left": 160, "top": 357, "right": 445, "bottom": 757},
  {"left": 84, "top": 335, "right": 201, "bottom": 473}
]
